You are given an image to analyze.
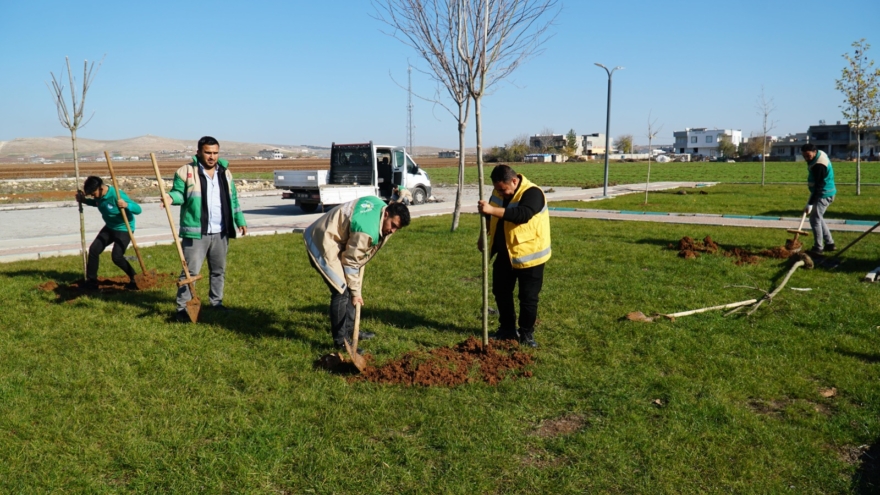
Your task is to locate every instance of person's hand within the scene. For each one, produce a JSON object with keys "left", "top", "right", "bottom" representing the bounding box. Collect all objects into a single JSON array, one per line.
[
  {"left": 239, "top": 226, "right": 248, "bottom": 236},
  {"left": 75, "top": 191, "right": 85, "bottom": 203},
  {"left": 352, "top": 295, "right": 364, "bottom": 307},
  {"left": 804, "top": 203, "right": 813, "bottom": 215},
  {"left": 160, "top": 193, "right": 172, "bottom": 209},
  {"left": 117, "top": 199, "right": 128, "bottom": 209},
  {"left": 477, "top": 199, "right": 491, "bottom": 215}
]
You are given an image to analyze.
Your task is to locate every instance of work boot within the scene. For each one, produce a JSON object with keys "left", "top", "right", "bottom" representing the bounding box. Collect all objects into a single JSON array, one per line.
[
  {"left": 175, "top": 309, "right": 191, "bottom": 323},
  {"left": 825, "top": 243, "right": 836, "bottom": 252},
  {"left": 518, "top": 329, "right": 538, "bottom": 348},
  {"left": 490, "top": 328, "right": 519, "bottom": 341},
  {"left": 355, "top": 331, "right": 375, "bottom": 341},
  {"left": 126, "top": 280, "right": 139, "bottom": 291},
  {"left": 807, "top": 246, "right": 824, "bottom": 256},
  {"left": 81, "top": 279, "right": 99, "bottom": 291},
  {"left": 334, "top": 341, "right": 364, "bottom": 355}
]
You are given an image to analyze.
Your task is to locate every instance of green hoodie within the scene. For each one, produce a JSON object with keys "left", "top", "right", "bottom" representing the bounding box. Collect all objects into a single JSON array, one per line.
[{"left": 82, "top": 186, "right": 142, "bottom": 231}]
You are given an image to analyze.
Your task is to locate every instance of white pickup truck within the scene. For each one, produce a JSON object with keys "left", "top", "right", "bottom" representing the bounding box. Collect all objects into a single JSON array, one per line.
[{"left": 274, "top": 142, "right": 433, "bottom": 213}]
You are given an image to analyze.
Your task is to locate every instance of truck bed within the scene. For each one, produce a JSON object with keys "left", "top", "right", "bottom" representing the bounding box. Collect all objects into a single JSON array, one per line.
[{"left": 274, "top": 170, "right": 328, "bottom": 189}]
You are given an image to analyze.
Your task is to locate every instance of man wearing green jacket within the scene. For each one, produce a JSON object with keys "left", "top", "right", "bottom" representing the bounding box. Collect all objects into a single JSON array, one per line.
[
  {"left": 162, "top": 136, "right": 248, "bottom": 320},
  {"left": 75, "top": 175, "right": 142, "bottom": 290},
  {"left": 801, "top": 143, "right": 836, "bottom": 256}
]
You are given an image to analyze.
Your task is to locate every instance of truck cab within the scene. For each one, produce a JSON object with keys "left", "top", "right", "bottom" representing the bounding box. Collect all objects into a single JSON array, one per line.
[{"left": 275, "top": 141, "right": 432, "bottom": 212}]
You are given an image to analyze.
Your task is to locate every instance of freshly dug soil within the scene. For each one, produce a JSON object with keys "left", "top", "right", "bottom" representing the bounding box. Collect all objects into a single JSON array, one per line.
[
  {"left": 671, "top": 236, "right": 799, "bottom": 265},
  {"left": 37, "top": 272, "right": 176, "bottom": 301},
  {"left": 343, "top": 337, "right": 534, "bottom": 387}
]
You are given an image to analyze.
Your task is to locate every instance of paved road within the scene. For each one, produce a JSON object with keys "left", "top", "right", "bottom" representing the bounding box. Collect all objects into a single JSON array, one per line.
[{"left": 0, "top": 181, "right": 874, "bottom": 263}]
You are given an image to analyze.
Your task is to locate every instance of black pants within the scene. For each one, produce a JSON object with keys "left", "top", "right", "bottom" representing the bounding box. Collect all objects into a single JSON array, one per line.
[
  {"left": 309, "top": 257, "right": 356, "bottom": 346},
  {"left": 87, "top": 227, "right": 136, "bottom": 281},
  {"left": 492, "top": 253, "right": 544, "bottom": 333}
]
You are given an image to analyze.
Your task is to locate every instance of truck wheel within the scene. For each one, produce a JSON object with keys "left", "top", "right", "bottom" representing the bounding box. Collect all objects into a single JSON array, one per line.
[
  {"left": 411, "top": 187, "right": 427, "bottom": 205},
  {"left": 299, "top": 203, "right": 319, "bottom": 213}
]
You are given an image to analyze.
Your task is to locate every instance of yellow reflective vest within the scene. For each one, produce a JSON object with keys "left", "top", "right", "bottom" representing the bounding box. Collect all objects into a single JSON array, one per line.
[{"left": 487, "top": 175, "right": 551, "bottom": 269}]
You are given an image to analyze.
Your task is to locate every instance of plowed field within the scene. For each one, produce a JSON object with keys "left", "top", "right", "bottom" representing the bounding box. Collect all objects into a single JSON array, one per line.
[{"left": 0, "top": 157, "right": 470, "bottom": 180}]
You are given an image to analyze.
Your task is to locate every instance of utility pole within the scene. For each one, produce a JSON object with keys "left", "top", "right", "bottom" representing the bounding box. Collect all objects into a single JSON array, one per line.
[{"left": 407, "top": 63, "right": 414, "bottom": 153}]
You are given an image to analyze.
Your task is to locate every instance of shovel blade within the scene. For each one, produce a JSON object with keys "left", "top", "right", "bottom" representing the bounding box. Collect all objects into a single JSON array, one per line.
[
  {"left": 343, "top": 338, "right": 368, "bottom": 372},
  {"left": 185, "top": 297, "right": 201, "bottom": 323}
]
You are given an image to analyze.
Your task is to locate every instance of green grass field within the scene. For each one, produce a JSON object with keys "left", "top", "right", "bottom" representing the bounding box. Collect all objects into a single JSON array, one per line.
[
  {"left": 426, "top": 160, "right": 880, "bottom": 188},
  {"left": 3, "top": 201, "right": 880, "bottom": 492}
]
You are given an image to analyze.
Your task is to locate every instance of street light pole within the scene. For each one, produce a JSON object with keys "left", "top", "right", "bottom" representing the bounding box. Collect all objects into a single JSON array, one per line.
[{"left": 595, "top": 63, "right": 623, "bottom": 198}]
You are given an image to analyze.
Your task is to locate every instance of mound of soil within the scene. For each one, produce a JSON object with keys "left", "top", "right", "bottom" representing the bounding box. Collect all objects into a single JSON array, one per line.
[
  {"left": 37, "top": 272, "right": 176, "bottom": 301},
  {"left": 672, "top": 235, "right": 719, "bottom": 259},
  {"left": 350, "top": 337, "right": 534, "bottom": 387},
  {"left": 672, "top": 236, "right": 801, "bottom": 266}
]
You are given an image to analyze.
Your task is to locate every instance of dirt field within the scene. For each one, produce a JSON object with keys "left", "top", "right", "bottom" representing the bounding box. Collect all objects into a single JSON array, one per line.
[{"left": 0, "top": 157, "right": 471, "bottom": 180}]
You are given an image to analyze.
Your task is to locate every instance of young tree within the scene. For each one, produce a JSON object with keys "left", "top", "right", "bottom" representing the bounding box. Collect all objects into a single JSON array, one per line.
[
  {"left": 616, "top": 134, "right": 633, "bottom": 153},
  {"left": 756, "top": 85, "right": 777, "bottom": 186},
  {"left": 644, "top": 113, "right": 662, "bottom": 204},
  {"left": 373, "top": 0, "right": 472, "bottom": 231},
  {"left": 47, "top": 56, "right": 104, "bottom": 279},
  {"left": 457, "top": 0, "right": 559, "bottom": 344},
  {"left": 836, "top": 38, "right": 880, "bottom": 196},
  {"left": 564, "top": 128, "right": 578, "bottom": 157},
  {"left": 717, "top": 134, "right": 737, "bottom": 158}
]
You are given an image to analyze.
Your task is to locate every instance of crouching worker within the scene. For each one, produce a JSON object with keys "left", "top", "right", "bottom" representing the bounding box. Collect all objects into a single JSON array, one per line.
[
  {"left": 75, "top": 176, "right": 142, "bottom": 290},
  {"left": 303, "top": 196, "right": 410, "bottom": 351}
]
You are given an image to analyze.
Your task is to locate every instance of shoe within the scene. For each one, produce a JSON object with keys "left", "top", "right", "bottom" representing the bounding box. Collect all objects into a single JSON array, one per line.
[
  {"left": 518, "top": 330, "right": 538, "bottom": 348},
  {"left": 490, "top": 328, "right": 519, "bottom": 341},
  {"left": 175, "top": 310, "right": 191, "bottom": 323},
  {"left": 126, "top": 280, "right": 139, "bottom": 290},
  {"left": 335, "top": 341, "right": 364, "bottom": 355},
  {"left": 807, "top": 246, "right": 824, "bottom": 256},
  {"left": 81, "top": 279, "right": 99, "bottom": 291},
  {"left": 356, "top": 331, "right": 375, "bottom": 341},
  {"left": 825, "top": 243, "right": 836, "bottom": 252},
  {"left": 209, "top": 304, "right": 231, "bottom": 312}
]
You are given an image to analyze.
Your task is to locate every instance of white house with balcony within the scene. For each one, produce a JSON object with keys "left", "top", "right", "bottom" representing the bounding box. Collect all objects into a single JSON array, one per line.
[{"left": 673, "top": 128, "right": 742, "bottom": 158}]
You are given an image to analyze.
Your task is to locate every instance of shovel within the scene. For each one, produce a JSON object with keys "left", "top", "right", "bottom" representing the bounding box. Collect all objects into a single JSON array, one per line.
[
  {"left": 104, "top": 152, "right": 156, "bottom": 289},
  {"left": 818, "top": 219, "right": 880, "bottom": 269},
  {"left": 343, "top": 303, "right": 368, "bottom": 372},
  {"left": 150, "top": 153, "right": 202, "bottom": 323},
  {"left": 785, "top": 212, "right": 810, "bottom": 251}
]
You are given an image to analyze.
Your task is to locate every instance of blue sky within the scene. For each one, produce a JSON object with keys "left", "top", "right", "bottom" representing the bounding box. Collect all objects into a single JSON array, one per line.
[{"left": 0, "top": 0, "right": 876, "bottom": 148}]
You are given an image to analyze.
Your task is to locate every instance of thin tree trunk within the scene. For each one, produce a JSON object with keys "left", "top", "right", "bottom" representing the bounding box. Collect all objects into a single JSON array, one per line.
[
  {"left": 644, "top": 137, "right": 651, "bottom": 204},
  {"left": 857, "top": 132, "right": 862, "bottom": 196},
  {"left": 761, "top": 141, "right": 766, "bottom": 187},
  {"left": 475, "top": 96, "right": 489, "bottom": 345},
  {"left": 70, "top": 128, "right": 87, "bottom": 278},
  {"left": 451, "top": 104, "right": 467, "bottom": 232}
]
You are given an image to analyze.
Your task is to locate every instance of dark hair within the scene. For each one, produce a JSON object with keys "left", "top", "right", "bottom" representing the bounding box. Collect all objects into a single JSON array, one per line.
[
  {"left": 198, "top": 136, "right": 220, "bottom": 151},
  {"left": 490, "top": 164, "right": 517, "bottom": 183},
  {"left": 83, "top": 176, "right": 103, "bottom": 195},
  {"left": 801, "top": 143, "right": 817, "bottom": 153},
  {"left": 386, "top": 202, "right": 411, "bottom": 228}
]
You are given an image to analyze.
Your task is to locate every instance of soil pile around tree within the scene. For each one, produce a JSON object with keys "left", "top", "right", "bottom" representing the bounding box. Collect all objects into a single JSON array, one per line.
[
  {"left": 671, "top": 236, "right": 798, "bottom": 265},
  {"left": 37, "top": 272, "right": 176, "bottom": 301},
  {"left": 341, "top": 337, "right": 534, "bottom": 387}
]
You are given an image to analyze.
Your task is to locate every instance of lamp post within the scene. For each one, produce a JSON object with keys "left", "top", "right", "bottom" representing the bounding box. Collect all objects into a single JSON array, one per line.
[{"left": 595, "top": 63, "right": 623, "bottom": 198}]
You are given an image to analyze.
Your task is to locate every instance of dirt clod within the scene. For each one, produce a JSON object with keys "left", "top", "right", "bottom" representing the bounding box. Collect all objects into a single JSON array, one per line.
[
  {"left": 673, "top": 236, "right": 804, "bottom": 266},
  {"left": 37, "top": 273, "right": 176, "bottom": 301},
  {"left": 352, "top": 336, "right": 533, "bottom": 387}
]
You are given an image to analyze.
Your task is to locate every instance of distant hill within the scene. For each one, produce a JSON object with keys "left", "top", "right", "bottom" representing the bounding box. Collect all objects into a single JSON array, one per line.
[
  {"left": 0, "top": 135, "right": 470, "bottom": 161},
  {"left": 0, "top": 135, "right": 327, "bottom": 161}
]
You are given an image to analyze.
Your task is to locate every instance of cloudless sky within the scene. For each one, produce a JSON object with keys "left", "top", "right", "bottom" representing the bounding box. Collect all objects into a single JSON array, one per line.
[{"left": 0, "top": 0, "right": 876, "bottom": 148}]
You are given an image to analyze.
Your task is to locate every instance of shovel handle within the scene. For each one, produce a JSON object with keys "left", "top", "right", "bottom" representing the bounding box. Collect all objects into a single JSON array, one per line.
[
  {"left": 352, "top": 303, "right": 362, "bottom": 349},
  {"left": 105, "top": 152, "right": 147, "bottom": 275},
  {"left": 150, "top": 153, "right": 196, "bottom": 289},
  {"left": 796, "top": 212, "right": 807, "bottom": 233}
]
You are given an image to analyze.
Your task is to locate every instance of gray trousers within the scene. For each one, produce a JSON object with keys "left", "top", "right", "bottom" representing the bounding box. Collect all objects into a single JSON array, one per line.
[
  {"left": 177, "top": 233, "right": 228, "bottom": 310},
  {"left": 809, "top": 195, "right": 835, "bottom": 250}
]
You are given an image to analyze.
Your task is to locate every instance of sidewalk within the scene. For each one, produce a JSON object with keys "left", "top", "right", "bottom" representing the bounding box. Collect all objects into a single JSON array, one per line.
[{"left": 1, "top": 181, "right": 875, "bottom": 263}]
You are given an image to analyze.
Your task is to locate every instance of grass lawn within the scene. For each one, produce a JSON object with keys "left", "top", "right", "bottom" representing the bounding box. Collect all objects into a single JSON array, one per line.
[
  {"left": 550, "top": 183, "right": 880, "bottom": 221},
  {"left": 426, "top": 160, "right": 880, "bottom": 188},
  {"left": 3, "top": 211, "right": 880, "bottom": 492}
]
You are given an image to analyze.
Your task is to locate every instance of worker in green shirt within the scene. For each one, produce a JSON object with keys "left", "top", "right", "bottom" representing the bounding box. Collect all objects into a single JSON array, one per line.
[{"left": 75, "top": 175, "right": 142, "bottom": 290}]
